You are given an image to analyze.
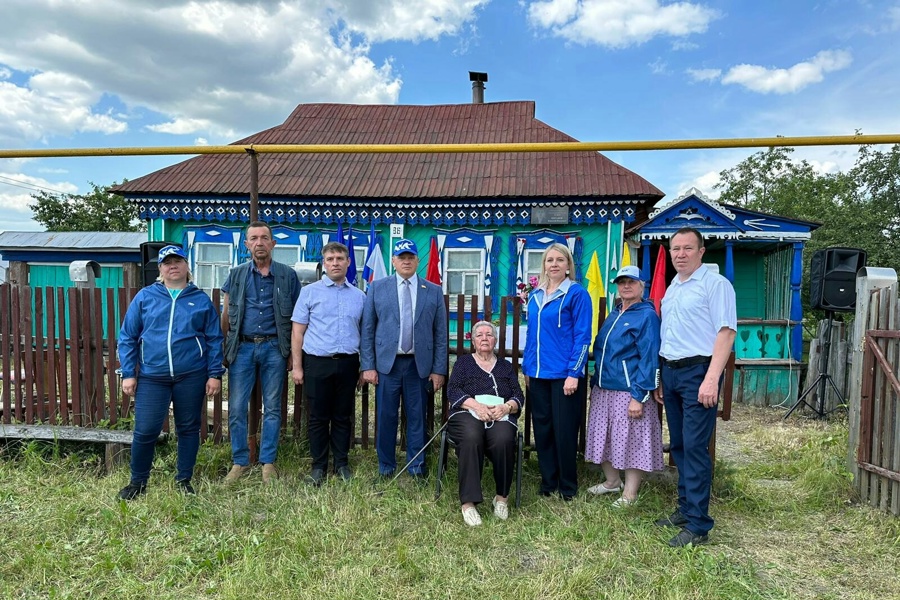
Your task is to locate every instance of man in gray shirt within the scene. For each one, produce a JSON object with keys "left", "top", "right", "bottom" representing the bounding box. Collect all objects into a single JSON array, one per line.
[{"left": 291, "top": 241, "right": 366, "bottom": 485}]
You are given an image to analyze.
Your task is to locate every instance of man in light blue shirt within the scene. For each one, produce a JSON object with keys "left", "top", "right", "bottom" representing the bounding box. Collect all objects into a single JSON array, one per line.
[
  {"left": 654, "top": 227, "right": 736, "bottom": 547},
  {"left": 291, "top": 241, "right": 366, "bottom": 486}
]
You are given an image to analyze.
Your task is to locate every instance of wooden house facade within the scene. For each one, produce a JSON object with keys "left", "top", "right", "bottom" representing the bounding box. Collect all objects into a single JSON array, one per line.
[
  {"left": 631, "top": 189, "right": 820, "bottom": 406},
  {"left": 113, "top": 101, "right": 663, "bottom": 323}
]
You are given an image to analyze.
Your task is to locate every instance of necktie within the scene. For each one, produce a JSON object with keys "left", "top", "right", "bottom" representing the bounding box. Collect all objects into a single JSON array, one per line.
[{"left": 400, "top": 279, "right": 413, "bottom": 353}]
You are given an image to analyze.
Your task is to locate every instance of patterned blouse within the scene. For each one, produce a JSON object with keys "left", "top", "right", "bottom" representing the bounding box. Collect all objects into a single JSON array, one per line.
[{"left": 447, "top": 353, "right": 525, "bottom": 423}]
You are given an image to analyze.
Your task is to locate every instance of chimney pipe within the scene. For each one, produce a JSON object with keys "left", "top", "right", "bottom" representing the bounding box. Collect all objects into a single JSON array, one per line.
[{"left": 469, "top": 71, "right": 488, "bottom": 104}]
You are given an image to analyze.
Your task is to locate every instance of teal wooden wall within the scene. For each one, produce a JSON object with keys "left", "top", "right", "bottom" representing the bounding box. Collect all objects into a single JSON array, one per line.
[
  {"left": 155, "top": 220, "right": 625, "bottom": 300},
  {"left": 27, "top": 264, "right": 126, "bottom": 338},
  {"left": 703, "top": 249, "right": 764, "bottom": 319}
]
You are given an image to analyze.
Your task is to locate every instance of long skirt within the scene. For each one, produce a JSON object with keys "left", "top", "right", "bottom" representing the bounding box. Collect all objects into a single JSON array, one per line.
[{"left": 584, "top": 386, "right": 665, "bottom": 473}]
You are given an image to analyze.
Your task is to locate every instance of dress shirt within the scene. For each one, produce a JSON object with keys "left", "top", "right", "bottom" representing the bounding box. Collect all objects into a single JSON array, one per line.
[
  {"left": 238, "top": 263, "right": 277, "bottom": 337},
  {"left": 396, "top": 273, "right": 419, "bottom": 354},
  {"left": 659, "top": 264, "right": 737, "bottom": 360},
  {"left": 291, "top": 276, "right": 366, "bottom": 356}
]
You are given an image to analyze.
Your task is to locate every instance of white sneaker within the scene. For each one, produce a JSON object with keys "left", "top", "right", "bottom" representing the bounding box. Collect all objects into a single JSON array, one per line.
[
  {"left": 587, "top": 482, "right": 623, "bottom": 495},
  {"left": 462, "top": 506, "right": 482, "bottom": 526},
  {"left": 611, "top": 496, "right": 635, "bottom": 508},
  {"left": 492, "top": 498, "right": 509, "bottom": 520}
]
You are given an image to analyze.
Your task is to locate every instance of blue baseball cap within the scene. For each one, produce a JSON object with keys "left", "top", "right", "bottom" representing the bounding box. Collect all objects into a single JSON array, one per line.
[
  {"left": 392, "top": 238, "right": 418, "bottom": 256},
  {"left": 158, "top": 245, "right": 188, "bottom": 264},
  {"left": 614, "top": 265, "right": 642, "bottom": 282}
]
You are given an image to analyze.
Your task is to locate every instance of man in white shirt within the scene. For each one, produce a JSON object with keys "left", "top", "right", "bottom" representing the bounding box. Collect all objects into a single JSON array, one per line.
[{"left": 654, "top": 227, "right": 736, "bottom": 547}]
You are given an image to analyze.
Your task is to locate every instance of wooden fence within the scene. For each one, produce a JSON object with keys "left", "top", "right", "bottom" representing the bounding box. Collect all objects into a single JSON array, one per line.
[
  {"left": 2, "top": 282, "right": 740, "bottom": 469},
  {"left": 853, "top": 284, "right": 900, "bottom": 515},
  {"left": 0, "top": 284, "right": 528, "bottom": 458}
]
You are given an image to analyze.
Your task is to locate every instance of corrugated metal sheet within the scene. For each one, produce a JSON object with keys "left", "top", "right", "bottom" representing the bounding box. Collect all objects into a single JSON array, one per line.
[
  {"left": 114, "top": 101, "right": 663, "bottom": 201},
  {"left": 0, "top": 231, "right": 146, "bottom": 251}
]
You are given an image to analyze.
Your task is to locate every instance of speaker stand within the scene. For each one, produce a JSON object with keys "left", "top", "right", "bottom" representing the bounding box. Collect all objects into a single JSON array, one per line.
[{"left": 784, "top": 311, "right": 845, "bottom": 420}]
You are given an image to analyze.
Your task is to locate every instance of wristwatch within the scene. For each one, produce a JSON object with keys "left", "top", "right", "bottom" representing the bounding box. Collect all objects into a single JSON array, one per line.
[{"left": 210, "top": 375, "right": 222, "bottom": 380}]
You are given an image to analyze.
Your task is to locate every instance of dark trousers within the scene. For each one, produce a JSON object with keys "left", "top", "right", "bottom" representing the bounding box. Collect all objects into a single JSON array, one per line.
[
  {"left": 447, "top": 413, "right": 516, "bottom": 505},
  {"left": 375, "top": 355, "right": 428, "bottom": 475},
  {"left": 130, "top": 370, "right": 206, "bottom": 484},
  {"left": 304, "top": 353, "right": 360, "bottom": 471},
  {"left": 529, "top": 377, "right": 584, "bottom": 498},
  {"left": 662, "top": 362, "right": 720, "bottom": 536}
]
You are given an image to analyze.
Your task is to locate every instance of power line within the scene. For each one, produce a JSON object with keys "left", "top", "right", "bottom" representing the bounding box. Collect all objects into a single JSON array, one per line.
[{"left": 0, "top": 174, "right": 72, "bottom": 196}]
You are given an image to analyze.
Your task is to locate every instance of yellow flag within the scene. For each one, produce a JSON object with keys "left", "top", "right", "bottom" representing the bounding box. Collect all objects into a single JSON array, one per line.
[
  {"left": 586, "top": 251, "right": 605, "bottom": 339},
  {"left": 622, "top": 242, "right": 632, "bottom": 268}
]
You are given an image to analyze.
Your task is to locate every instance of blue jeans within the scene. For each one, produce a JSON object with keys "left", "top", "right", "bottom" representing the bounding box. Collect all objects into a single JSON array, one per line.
[
  {"left": 662, "top": 362, "right": 720, "bottom": 536},
  {"left": 228, "top": 340, "right": 287, "bottom": 466},
  {"left": 375, "top": 355, "right": 427, "bottom": 475},
  {"left": 130, "top": 370, "right": 206, "bottom": 484}
]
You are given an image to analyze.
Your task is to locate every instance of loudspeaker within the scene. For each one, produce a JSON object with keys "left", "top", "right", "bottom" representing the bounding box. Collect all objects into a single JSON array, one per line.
[
  {"left": 809, "top": 247, "right": 867, "bottom": 311},
  {"left": 140, "top": 241, "right": 172, "bottom": 288}
]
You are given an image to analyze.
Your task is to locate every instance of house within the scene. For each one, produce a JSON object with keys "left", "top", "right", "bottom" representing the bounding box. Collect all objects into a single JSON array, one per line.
[
  {"left": 113, "top": 97, "right": 664, "bottom": 318},
  {"left": 630, "top": 188, "right": 821, "bottom": 406},
  {"left": 0, "top": 231, "right": 147, "bottom": 336}
]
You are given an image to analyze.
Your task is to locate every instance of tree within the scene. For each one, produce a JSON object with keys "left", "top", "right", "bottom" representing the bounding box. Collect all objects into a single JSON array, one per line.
[
  {"left": 29, "top": 182, "right": 144, "bottom": 232},
  {"left": 715, "top": 145, "right": 900, "bottom": 313}
]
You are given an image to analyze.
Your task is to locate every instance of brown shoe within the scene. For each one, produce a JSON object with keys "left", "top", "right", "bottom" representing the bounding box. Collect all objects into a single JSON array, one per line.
[
  {"left": 262, "top": 463, "right": 277, "bottom": 484},
  {"left": 224, "top": 464, "right": 250, "bottom": 484}
]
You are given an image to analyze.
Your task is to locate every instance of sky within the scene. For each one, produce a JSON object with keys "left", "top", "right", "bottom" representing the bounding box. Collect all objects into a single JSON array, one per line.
[{"left": 1, "top": 0, "right": 899, "bottom": 231}]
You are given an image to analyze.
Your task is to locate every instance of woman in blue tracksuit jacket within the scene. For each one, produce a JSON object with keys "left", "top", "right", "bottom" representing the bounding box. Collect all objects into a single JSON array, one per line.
[
  {"left": 522, "top": 243, "right": 592, "bottom": 500},
  {"left": 116, "top": 245, "right": 225, "bottom": 500},
  {"left": 584, "top": 266, "right": 664, "bottom": 506}
]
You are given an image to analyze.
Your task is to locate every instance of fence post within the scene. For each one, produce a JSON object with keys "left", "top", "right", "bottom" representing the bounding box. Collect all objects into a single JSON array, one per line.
[{"left": 847, "top": 268, "right": 898, "bottom": 478}]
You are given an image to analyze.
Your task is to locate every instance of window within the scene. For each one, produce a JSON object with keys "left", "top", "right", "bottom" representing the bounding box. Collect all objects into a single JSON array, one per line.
[
  {"left": 444, "top": 248, "right": 484, "bottom": 310},
  {"left": 525, "top": 248, "right": 546, "bottom": 284},
  {"left": 194, "top": 243, "right": 232, "bottom": 295},
  {"left": 272, "top": 245, "right": 301, "bottom": 266},
  {"left": 353, "top": 246, "right": 366, "bottom": 289}
]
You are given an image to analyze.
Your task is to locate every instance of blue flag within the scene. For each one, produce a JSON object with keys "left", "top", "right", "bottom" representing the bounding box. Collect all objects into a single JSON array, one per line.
[{"left": 346, "top": 224, "right": 357, "bottom": 286}]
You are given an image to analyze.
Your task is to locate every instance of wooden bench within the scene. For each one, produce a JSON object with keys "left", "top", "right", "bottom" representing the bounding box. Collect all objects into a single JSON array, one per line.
[{"left": 0, "top": 424, "right": 166, "bottom": 473}]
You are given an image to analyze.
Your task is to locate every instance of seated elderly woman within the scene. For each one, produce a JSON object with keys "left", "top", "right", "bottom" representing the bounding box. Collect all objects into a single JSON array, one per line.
[{"left": 446, "top": 320, "right": 524, "bottom": 526}]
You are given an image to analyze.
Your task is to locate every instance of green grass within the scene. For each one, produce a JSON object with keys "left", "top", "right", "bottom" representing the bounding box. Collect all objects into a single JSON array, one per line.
[{"left": 1, "top": 405, "right": 899, "bottom": 600}]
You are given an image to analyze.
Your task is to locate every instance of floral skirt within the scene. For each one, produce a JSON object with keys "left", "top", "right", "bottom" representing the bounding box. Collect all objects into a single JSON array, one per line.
[{"left": 584, "top": 387, "right": 665, "bottom": 473}]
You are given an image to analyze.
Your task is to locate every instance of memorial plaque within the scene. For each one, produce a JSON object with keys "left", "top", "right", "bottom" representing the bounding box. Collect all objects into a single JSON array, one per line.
[{"left": 531, "top": 206, "right": 569, "bottom": 225}]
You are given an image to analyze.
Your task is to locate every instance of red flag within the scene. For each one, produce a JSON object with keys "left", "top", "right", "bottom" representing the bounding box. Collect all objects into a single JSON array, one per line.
[
  {"left": 426, "top": 236, "right": 442, "bottom": 285},
  {"left": 649, "top": 244, "right": 668, "bottom": 316}
]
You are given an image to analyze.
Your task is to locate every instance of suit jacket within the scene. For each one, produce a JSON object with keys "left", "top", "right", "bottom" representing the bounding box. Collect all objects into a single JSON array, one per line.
[{"left": 360, "top": 274, "right": 448, "bottom": 379}]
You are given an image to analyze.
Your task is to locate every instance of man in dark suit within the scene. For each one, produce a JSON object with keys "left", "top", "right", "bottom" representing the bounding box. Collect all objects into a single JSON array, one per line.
[{"left": 361, "top": 238, "right": 448, "bottom": 479}]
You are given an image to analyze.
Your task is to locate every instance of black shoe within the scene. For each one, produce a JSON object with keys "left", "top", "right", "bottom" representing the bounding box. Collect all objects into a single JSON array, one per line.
[
  {"left": 335, "top": 466, "right": 353, "bottom": 482},
  {"left": 118, "top": 481, "right": 147, "bottom": 501},
  {"left": 668, "top": 528, "right": 709, "bottom": 547},
  {"left": 538, "top": 490, "right": 553, "bottom": 498},
  {"left": 176, "top": 479, "right": 195, "bottom": 495},
  {"left": 561, "top": 494, "right": 575, "bottom": 502},
  {"left": 655, "top": 510, "right": 689, "bottom": 528},
  {"left": 409, "top": 472, "right": 428, "bottom": 486},
  {"left": 304, "top": 468, "right": 326, "bottom": 487}
]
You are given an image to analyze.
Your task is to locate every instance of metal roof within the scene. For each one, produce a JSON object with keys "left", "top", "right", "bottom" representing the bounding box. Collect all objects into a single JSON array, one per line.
[
  {"left": 0, "top": 231, "right": 146, "bottom": 252},
  {"left": 114, "top": 101, "right": 663, "bottom": 201}
]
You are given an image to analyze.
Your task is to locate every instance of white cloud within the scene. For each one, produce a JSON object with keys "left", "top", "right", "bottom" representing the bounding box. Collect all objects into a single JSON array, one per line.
[
  {"left": 889, "top": 5, "right": 900, "bottom": 31},
  {"left": 0, "top": 74, "right": 127, "bottom": 143},
  {"left": 0, "top": 67, "right": 10, "bottom": 80},
  {"left": 721, "top": 49, "right": 853, "bottom": 94},
  {"left": 686, "top": 67, "right": 721, "bottom": 82},
  {"left": 194, "top": 137, "right": 209, "bottom": 146},
  {"left": 147, "top": 118, "right": 217, "bottom": 136},
  {"left": 0, "top": 0, "right": 485, "bottom": 146},
  {"left": 0, "top": 170, "right": 80, "bottom": 231},
  {"left": 332, "top": 0, "right": 490, "bottom": 42},
  {"left": 672, "top": 39, "right": 698, "bottom": 51},
  {"left": 526, "top": 0, "right": 719, "bottom": 48}
]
